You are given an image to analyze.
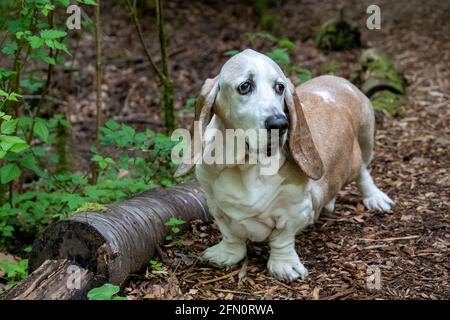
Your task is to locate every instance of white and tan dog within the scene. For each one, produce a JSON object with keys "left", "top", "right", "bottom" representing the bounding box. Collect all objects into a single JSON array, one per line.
[{"left": 175, "top": 49, "right": 394, "bottom": 281}]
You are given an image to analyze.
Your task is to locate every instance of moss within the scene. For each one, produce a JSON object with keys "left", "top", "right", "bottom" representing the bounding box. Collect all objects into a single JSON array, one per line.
[
  {"left": 361, "top": 49, "right": 406, "bottom": 94},
  {"left": 371, "top": 90, "right": 406, "bottom": 117},
  {"left": 315, "top": 19, "right": 361, "bottom": 51},
  {"left": 74, "top": 202, "right": 107, "bottom": 214}
]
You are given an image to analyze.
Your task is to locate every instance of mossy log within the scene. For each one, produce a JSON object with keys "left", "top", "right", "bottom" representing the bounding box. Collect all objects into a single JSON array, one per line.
[
  {"left": 355, "top": 49, "right": 407, "bottom": 117},
  {"left": 357, "top": 49, "right": 406, "bottom": 96},
  {"left": 4, "top": 181, "right": 209, "bottom": 300}
]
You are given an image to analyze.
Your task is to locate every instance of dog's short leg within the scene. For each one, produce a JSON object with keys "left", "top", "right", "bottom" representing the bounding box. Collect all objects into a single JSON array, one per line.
[
  {"left": 203, "top": 218, "right": 247, "bottom": 267},
  {"left": 267, "top": 232, "right": 308, "bottom": 281},
  {"left": 358, "top": 166, "right": 395, "bottom": 211},
  {"left": 322, "top": 197, "right": 336, "bottom": 214},
  {"left": 357, "top": 100, "right": 394, "bottom": 212}
]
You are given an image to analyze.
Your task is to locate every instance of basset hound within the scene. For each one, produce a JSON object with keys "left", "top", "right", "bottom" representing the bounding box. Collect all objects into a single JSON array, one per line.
[{"left": 174, "top": 49, "right": 394, "bottom": 281}]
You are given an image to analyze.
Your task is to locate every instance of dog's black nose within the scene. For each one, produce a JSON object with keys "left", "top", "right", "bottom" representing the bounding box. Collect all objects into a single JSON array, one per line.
[{"left": 265, "top": 114, "right": 288, "bottom": 134}]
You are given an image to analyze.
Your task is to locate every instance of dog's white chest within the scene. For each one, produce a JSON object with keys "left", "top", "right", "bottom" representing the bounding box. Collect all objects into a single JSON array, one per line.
[{"left": 196, "top": 161, "right": 315, "bottom": 242}]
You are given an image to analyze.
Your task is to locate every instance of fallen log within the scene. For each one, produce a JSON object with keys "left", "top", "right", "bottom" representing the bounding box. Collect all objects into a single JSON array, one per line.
[
  {"left": 4, "top": 181, "right": 209, "bottom": 300},
  {"left": 4, "top": 259, "right": 94, "bottom": 300},
  {"left": 354, "top": 49, "right": 407, "bottom": 118}
]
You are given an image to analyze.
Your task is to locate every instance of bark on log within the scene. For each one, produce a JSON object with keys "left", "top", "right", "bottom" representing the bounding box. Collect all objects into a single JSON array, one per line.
[
  {"left": 8, "top": 180, "right": 208, "bottom": 300},
  {"left": 4, "top": 259, "right": 94, "bottom": 300}
]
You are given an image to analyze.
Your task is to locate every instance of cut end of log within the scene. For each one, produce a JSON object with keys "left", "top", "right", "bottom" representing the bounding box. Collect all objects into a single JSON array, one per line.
[{"left": 29, "top": 220, "right": 109, "bottom": 281}]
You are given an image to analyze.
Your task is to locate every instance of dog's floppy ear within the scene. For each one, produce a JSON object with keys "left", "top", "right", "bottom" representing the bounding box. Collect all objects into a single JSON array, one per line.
[
  {"left": 174, "top": 76, "right": 219, "bottom": 177},
  {"left": 285, "top": 79, "right": 324, "bottom": 180}
]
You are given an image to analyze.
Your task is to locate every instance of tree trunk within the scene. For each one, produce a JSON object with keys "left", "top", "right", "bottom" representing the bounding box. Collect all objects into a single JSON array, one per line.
[{"left": 4, "top": 181, "right": 209, "bottom": 299}]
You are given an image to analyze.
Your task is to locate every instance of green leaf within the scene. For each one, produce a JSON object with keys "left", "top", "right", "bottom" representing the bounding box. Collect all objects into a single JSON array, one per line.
[
  {"left": 62, "top": 193, "right": 85, "bottom": 211},
  {"left": 20, "top": 154, "right": 40, "bottom": 174},
  {"left": 10, "top": 143, "right": 29, "bottom": 153},
  {"left": 0, "top": 163, "right": 21, "bottom": 184},
  {"left": 31, "top": 50, "right": 56, "bottom": 65},
  {"left": 2, "top": 42, "right": 17, "bottom": 55},
  {"left": 7, "top": 92, "right": 21, "bottom": 102},
  {"left": 0, "top": 69, "right": 16, "bottom": 82},
  {"left": 278, "top": 38, "right": 296, "bottom": 51},
  {"left": 58, "top": 0, "right": 70, "bottom": 6},
  {"left": 41, "top": 4, "right": 55, "bottom": 16},
  {"left": 105, "top": 119, "right": 120, "bottom": 130},
  {"left": 0, "top": 135, "right": 28, "bottom": 153},
  {"left": 53, "top": 41, "right": 70, "bottom": 55},
  {"left": 78, "top": 0, "right": 97, "bottom": 5},
  {"left": 40, "top": 29, "right": 67, "bottom": 40},
  {"left": 34, "top": 119, "right": 49, "bottom": 143},
  {"left": 87, "top": 283, "right": 120, "bottom": 300},
  {"left": 91, "top": 154, "right": 103, "bottom": 162},
  {"left": 224, "top": 50, "right": 239, "bottom": 57},
  {"left": 27, "top": 36, "right": 44, "bottom": 49},
  {"left": 1, "top": 119, "right": 17, "bottom": 134},
  {"left": 165, "top": 217, "right": 186, "bottom": 227},
  {"left": 23, "top": 246, "right": 33, "bottom": 253},
  {"left": 265, "top": 48, "right": 290, "bottom": 65},
  {"left": 172, "top": 227, "right": 180, "bottom": 234}
]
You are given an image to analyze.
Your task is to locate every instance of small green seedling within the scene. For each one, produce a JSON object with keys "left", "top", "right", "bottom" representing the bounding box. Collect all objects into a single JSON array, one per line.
[
  {"left": 165, "top": 217, "right": 186, "bottom": 247},
  {"left": 165, "top": 217, "right": 185, "bottom": 240},
  {"left": 147, "top": 260, "right": 167, "bottom": 278},
  {"left": 87, "top": 283, "right": 127, "bottom": 300}
]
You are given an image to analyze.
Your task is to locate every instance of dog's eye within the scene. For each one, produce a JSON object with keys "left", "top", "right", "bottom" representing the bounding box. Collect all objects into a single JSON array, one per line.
[
  {"left": 238, "top": 81, "right": 253, "bottom": 95},
  {"left": 274, "top": 83, "right": 285, "bottom": 95}
]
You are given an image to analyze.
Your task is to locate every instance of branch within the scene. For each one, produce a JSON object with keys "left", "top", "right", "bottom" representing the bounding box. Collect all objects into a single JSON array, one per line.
[{"left": 126, "top": 0, "right": 168, "bottom": 85}]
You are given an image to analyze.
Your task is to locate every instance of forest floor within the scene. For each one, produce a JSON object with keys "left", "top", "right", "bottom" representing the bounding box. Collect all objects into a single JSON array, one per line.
[
  {"left": 116, "top": 0, "right": 449, "bottom": 300},
  {"left": 3, "top": 0, "right": 449, "bottom": 299}
]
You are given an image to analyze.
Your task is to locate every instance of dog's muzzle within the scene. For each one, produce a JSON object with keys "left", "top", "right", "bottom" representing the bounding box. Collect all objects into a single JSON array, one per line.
[{"left": 265, "top": 114, "right": 288, "bottom": 156}]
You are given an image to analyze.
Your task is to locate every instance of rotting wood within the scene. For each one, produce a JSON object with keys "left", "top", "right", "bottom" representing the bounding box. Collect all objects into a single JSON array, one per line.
[{"left": 4, "top": 259, "right": 94, "bottom": 300}]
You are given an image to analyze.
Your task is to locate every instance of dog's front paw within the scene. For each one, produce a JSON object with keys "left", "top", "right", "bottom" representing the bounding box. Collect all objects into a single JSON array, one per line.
[
  {"left": 363, "top": 189, "right": 395, "bottom": 212},
  {"left": 202, "top": 240, "right": 246, "bottom": 267},
  {"left": 267, "top": 253, "right": 308, "bottom": 281}
]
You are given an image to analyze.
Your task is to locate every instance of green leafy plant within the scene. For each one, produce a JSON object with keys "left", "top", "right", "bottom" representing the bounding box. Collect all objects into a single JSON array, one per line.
[
  {"left": 0, "top": 259, "right": 28, "bottom": 286},
  {"left": 165, "top": 217, "right": 186, "bottom": 246},
  {"left": 0, "top": 118, "right": 181, "bottom": 246},
  {"left": 315, "top": 19, "right": 361, "bottom": 51},
  {"left": 87, "top": 283, "right": 127, "bottom": 300},
  {"left": 147, "top": 259, "right": 167, "bottom": 278}
]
